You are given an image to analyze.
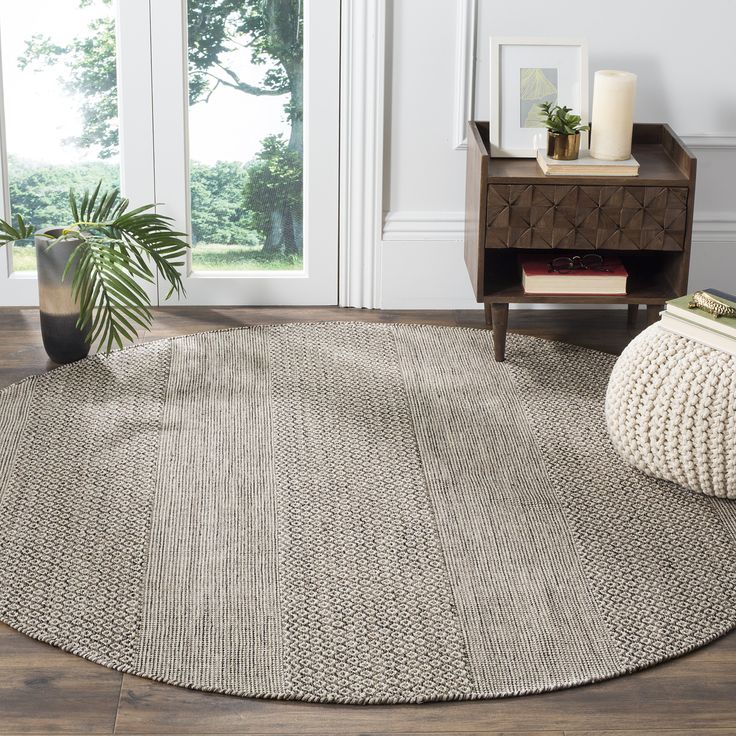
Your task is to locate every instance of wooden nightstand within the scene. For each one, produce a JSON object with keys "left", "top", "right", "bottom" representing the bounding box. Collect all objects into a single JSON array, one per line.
[{"left": 464, "top": 121, "right": 697, "bottom": 361}]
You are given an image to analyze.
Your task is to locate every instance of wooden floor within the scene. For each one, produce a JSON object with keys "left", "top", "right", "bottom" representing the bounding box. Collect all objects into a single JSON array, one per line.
[{"left": 1, "top": 305, "right": 736, "bottom": 736}]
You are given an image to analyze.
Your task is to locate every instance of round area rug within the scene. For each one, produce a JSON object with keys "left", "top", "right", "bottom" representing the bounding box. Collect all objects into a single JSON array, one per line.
[{"left": 1, "top": 322, "right": 735, "bottom": 704}]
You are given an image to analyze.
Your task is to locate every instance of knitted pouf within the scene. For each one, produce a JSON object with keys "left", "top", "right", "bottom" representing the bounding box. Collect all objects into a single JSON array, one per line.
[{"left": 606, "top": 324, "right": 736, "bottom": 498}]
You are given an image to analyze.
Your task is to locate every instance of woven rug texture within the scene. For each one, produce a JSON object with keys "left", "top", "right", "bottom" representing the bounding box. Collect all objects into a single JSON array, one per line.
[{"left": 1, "top": 322, "right": 735, "bottom": 703}]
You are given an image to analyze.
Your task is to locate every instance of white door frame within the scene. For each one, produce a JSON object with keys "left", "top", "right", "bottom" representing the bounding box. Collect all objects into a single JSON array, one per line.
[
  {"left": 338, "top": 0, "right": 386, "bottom": 309},
  {"left": 0, "top": 22, "right": 36, "bottom": 305},
  {"left": 116, "top": 0, "right": 159, "bottom": 306},
  {"left": 151, "top": 0, "right": 340, "bottom": 306}
]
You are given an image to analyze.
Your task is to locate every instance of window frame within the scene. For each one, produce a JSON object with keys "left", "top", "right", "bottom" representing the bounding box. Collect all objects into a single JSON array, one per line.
[{"left": 0, "top": 0, "right": 340, "bottom": 307}]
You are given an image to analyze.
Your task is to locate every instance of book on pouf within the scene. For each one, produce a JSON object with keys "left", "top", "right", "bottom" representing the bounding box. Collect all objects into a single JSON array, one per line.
[
  {"left": 520, "top": 254, "right": 628, "bottom": 295},
  {"left": 659, "top": 289, "right": 736, "bottom": 356},
  {"left": 536, "top": 149, "right": 639, "bottom": 177}
]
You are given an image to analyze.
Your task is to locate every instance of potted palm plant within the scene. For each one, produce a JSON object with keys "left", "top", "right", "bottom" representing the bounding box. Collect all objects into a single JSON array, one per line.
[
  {"left": 539, "top": 102, "right": 590, "bottom": 160},
  {"left": 0, "top": 182, "right": 189, "bottom": 363}
]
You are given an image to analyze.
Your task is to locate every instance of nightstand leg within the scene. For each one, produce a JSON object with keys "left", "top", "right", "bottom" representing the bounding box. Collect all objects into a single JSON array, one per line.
[
  {"left": 491, "top": 303, "right": 509, "bottom": 362},
  {"left": 484, "top": 302, "right": 493, "bottom": 328},
  {"left": 646, "top": 304, "right": 663, "bottom": 326},
  {"left": 627, "top": 303, "right": 639, "bottom": 328}
]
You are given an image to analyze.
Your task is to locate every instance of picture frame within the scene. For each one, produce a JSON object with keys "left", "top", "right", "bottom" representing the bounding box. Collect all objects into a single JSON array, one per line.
[{"left": 490, "top": 37, "right": 588, "bottom": 158}]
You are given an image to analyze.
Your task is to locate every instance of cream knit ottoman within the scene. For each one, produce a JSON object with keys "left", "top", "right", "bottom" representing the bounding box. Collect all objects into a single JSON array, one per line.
[{"left": 605, "top": 324, "right": 736, "bottom": 498}]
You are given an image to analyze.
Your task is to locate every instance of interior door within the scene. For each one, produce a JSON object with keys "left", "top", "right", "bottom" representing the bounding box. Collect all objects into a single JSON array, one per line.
[{"left": 150, "top": 0, "right": 339, "bottom": 306}]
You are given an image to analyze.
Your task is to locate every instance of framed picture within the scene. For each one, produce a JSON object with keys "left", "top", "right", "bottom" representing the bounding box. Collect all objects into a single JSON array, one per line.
[{"left": 490, "top": 37, "right": 588, "bottom": 158}]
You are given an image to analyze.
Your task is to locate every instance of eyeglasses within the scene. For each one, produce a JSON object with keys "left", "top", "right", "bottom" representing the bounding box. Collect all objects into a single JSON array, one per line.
[{"left": 549, "top": 254, "right": 612, "bottom": 273}]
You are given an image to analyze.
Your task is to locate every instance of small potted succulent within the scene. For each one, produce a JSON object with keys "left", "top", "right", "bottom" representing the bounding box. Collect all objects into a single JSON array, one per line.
[{"left": 539, "top": 102, "right": 590, "bottom": 160}]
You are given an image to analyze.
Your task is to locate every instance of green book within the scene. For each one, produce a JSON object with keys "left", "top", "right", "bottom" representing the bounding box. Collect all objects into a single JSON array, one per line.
[{"left": 666, "top": 291, "right": 736, "bottom": 338}]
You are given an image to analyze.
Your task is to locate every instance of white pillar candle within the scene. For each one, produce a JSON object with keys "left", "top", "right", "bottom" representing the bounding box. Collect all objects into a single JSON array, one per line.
[{"left": 590, "top": 70, "right": 637, "bottom": 161}]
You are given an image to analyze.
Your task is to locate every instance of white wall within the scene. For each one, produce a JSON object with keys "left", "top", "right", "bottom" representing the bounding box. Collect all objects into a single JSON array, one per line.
[{"left": 379, "top": 0, "right": 736, "bottom": 308}]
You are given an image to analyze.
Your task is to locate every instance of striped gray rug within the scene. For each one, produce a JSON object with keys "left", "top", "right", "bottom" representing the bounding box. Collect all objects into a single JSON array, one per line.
[{"left": 1, "top": 322, "right": 735, "bottom": 704}]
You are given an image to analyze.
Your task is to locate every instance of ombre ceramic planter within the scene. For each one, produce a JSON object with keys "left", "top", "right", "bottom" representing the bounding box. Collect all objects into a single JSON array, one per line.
[{"left": 35, "top": 228, "right": 90, "bottom": 364}]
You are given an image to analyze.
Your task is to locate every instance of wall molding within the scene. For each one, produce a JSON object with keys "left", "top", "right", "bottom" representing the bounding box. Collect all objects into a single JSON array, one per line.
[
  {"left": 383, "top": 211, "right": 465, "bottom": 241},
  {"left": 681, "top": 134, "right": 736, "bottom": 150},
  {"left": 383, "top": 210, "right": 736, "bottom": 244},
  {"left": 692, "top": 214, "right": 736, "bottom": 242},
  {"left": 452, "top": 0, "right": 477, "bottom": 150},
  {"left": 338, "top": 0, "right": 387, "bottom": 309}
]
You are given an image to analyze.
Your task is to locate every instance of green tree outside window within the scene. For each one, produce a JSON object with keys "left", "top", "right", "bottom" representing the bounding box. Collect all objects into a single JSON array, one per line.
[{"left": 17, "top": 0, "right": 304, "bottom": 270}]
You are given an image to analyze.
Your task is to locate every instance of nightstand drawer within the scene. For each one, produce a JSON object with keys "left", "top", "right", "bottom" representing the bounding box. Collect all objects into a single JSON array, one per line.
[{"left": 485, "top": 184, "right": 689, "bottom": 251}]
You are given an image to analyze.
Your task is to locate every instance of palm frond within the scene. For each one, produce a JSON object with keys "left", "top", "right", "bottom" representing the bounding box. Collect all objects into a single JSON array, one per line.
[
  {"left": 82, "top": 180, "right": 102, "bottom": 222},
  {"left": 69, "top": 188, "right": 80, "bottom": 222},
  {"left": 63, "top": 183, "right": 190, "bottom": 352},
  {"left": 0, "top": 213, "right": 35, "bottom": 246},
  {"left": 70, "top": 236, "right": 155, "bottom": 353}
]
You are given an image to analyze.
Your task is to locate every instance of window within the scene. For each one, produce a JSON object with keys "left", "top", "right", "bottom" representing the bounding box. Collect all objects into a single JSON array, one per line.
[
  {"left": 187, "top": 0, "right": 304, "bottom": 273},
  {"left": 0, "top": 0, "right": 119, "bottom": 273}
]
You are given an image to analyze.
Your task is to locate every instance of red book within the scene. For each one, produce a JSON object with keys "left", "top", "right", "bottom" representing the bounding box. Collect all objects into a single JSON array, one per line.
[{"left": 520, "top": 254, "right": 628, "bottom": 295}]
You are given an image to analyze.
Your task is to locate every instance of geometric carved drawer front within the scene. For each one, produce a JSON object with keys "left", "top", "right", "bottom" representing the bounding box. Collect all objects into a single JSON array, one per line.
[{"left": 486, "top": 184, "right": 688, "bottom": 251}]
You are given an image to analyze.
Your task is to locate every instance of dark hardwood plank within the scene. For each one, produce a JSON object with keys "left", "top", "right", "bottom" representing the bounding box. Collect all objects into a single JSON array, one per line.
[
  {"left": 110, "top": 732, "right": 560, "bottom": 736},
  {"left": 368, "top": 733, "right": 560, "bottom": 736},
  {"left": 626, "top": 303, "right": 639, "bottom": 328},
  {"left": 113, "top": 634, "right": 736, "bottom": 733},
  {"left": 362, "top": 732, "right": 560, "bottom": 736},
  {"left": 0, "top": 733, "right": 567, "bottom": 736},
  {"left": 567, "top": 731, "right": 736, "bottom": 736},
  {"left": 0, "top": 623, "right": 122, "bottom": 734}
]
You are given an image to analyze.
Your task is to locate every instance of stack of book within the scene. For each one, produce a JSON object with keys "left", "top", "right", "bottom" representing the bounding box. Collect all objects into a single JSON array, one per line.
[
  {"left": 520, "top": 254, "right": 628, "bottom": 295},
  {"left": 536, "top": 149, "right": 639, "bottom": 177},
  {"left": 659, "top": 290, "right": 736, "bottom": 356}
]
